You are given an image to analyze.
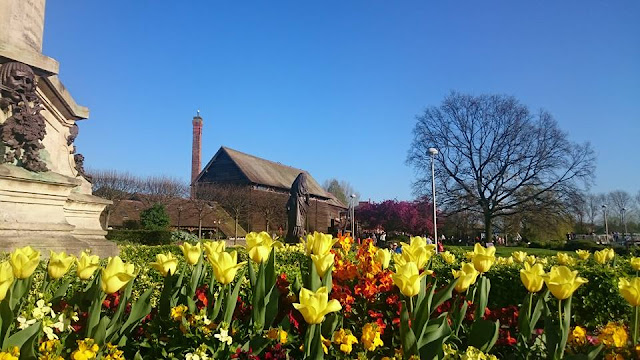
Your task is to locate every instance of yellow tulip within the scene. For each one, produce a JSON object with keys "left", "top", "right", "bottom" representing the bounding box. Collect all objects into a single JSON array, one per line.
[
  {"left": 520, "top": 263, "right": 545, "bottom": 293},
  {"left": 525, "top": 255, "right": 537, "bottom": 265},
  {"left": 512, "top": 251, "right": 527, "bottom": 263},
  {"left": 246, "top": 231, "right": 281, "bottom": 263},
  {"left": 472, "top": 243, "right": 496, "bottom": 273},
  {"left": 150, "top": 252, "right": 178, "bottom": 277},
  {"left": 594, "top": 249, "right": 610, "bottom": 265},
  {"left": 76, "top": 251, "right": 100, "bottom": 280},
  {"left": 400, "top": 237, "right": 436, "bottom": 261},
  {"left": 606, "top": 248, "right": 615, "bottom": 261},
  {"left": 47, "top": 251, "right": 75, "bottom": 280},
  {"left": 179, "top": 242, "right": 202, "bottom": 265},
  {"left": 576, "top": 250, "right": 590, "bottom": 261},
  {"left": 556, "top": 253, "right": 574, "bottom": 266},
  {"left": 375, "top": 249, "right": 391, "bottom": 269},
  {"left": 207, "top": 250, "right": 246, "bottom": 285},
  {"left": 311, "top": 253, "right": 335, "bottom": 279},
  {"left": 440, "top": 251, "right": 456, "bottom": 265},
  {"left": 506, "top": 256, "right": 515, "bottom": 265},
  {"left": 452, "top": 262, "right": 479, "bottom": 293},
  {"left": 537, "top": 257, "right": 548, "bottom": 266},
  {"left": 392, "top": 262, "right": 432, "bottom": 297},
  {"left": 9, "top": 246, "right": 41, "bottom": 279},
  {"left": 619, "top": 278, "right": 640, "bottom": 306},
  {"left": 0, "top": 262, "right": 14, "bottom": 301},
  {"left": 203, "top": 240, "right": 226, "bottom": 257},
  {"left": 101, "top": 256, "right": 136, "bottom": 294},
  {"left": 542, "top": 266, "right": 588, "bottom": 300},
  {"left": 301, "top": 232, "right": 338, "bottom": 256},
  {"left": 465, "top": 252, "right": 475, "bottom": 261},
  {"left": 631, "top": 257, "right": 640, "bottom": 271},
  {"left": 292, "top": 286, "right": 342, "bottom": 324}
]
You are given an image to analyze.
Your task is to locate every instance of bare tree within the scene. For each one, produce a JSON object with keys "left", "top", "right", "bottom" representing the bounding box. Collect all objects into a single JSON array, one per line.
[
  {"left": 89, "top": 169, "right": 141, "bottom": 228},
  {"left": 252, "top": 191, "right": 287, "bottom": 232},
  {"left": 585, "top": 193, "right": 605, "bottom": 232},
  {"left": 188, "top": 186, "right": 218, "bottom": 239},
  {"left": 322, "top": 178, "right": 360, "bottom": 206},
  {"left": 198, "top": 183, "right": 251, "bottom": 242},
  {"left": 407, "top": 92, "right": 596, "bottom": 241},
  {"left": 608, "top": 190, "right": 632, "bottom": 230},
  {"left": 138, "top": 175, "right": 188, "bottom": 207}
]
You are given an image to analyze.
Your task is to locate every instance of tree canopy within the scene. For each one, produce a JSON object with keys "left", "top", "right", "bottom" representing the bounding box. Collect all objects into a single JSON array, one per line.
[{"left": 407, "top": 92, "right": 596, "bottom": 241}]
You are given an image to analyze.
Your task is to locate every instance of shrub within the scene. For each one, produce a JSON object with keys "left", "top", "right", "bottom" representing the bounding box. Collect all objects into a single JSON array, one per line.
[
  {"left": 140, "top": 203, "right": 170, "bottom": 230},
  {"left": 106, "top": 229, "right": 172, "bottom": 245},
  {"left": 171, "top": 230, "right": 198, "bottom": 243},
  {"left": 563, "top": 239, "right": 605, "bottom": 252}
]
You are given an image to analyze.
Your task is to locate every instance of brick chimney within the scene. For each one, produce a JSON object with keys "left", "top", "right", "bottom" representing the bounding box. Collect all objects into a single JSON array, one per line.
[{"left": 191, "top": 110, "right": 203, "bottom": 197}]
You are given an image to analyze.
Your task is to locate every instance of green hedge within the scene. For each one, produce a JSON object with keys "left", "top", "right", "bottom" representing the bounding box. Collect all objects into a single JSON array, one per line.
[{"left": 107, "top": 229, "right": 172, "bottom": 245}]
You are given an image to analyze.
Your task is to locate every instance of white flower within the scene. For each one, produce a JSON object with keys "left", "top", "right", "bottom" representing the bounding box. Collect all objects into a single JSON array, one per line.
[
  {"left": 17, "top": 317, "right": 36, "bottom": 330},
  {"left": 32, "top": 300, "right": 54, "bottom": 320},
  {"left": 185, "top": 353, "right": 200, "bottom": 360},
  {"left": 214, "top": 328, "right": 233, "bottom": 345},
  {"left": 43, "top": 326, "right": 58, "bottom": 340},
  {"left": 71, "top": 312, "right": 79, "bottom": 322}
]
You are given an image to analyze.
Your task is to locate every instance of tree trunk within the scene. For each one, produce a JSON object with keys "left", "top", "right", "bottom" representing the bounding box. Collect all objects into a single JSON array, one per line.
[
  {"left": 234, "top": 216, "right": 238, "bottom": 245},
  {"left": 484, "top": 214, "right": 492, "bottom": 244}
]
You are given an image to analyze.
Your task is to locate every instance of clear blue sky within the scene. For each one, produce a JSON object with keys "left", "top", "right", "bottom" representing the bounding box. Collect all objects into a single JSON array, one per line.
[{"left": 43, "top": 1, "right": 639, "bottom": 201}]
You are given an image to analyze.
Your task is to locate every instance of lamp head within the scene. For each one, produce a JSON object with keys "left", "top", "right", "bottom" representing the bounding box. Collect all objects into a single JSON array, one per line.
[{"left": 428, "top": 148, "right": 439, "bottom": 155}]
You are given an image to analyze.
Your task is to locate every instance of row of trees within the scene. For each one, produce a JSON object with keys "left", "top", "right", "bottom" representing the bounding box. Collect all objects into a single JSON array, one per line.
[
  {"left": 89, "top": 169, "right": 290, "bottom": 238},
  {"left": 356, "top": 198, "right": 437, "bottom": 236}
]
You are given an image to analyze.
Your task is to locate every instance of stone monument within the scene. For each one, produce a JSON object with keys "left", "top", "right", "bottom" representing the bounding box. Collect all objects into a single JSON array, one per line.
[
  {"left": 285, "top": 173, "right": 310, "bottom": 243},
  {"left": 0, "top": 0, "right": 117, "bottom": 256}
]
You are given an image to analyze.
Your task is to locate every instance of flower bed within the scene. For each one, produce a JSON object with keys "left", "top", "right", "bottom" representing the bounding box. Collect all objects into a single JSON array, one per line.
[{"left": 0, "top": 234, "right": 638, "bottom": 359}]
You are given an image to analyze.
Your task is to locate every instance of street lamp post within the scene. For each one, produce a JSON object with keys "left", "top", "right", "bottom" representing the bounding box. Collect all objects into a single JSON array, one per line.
[
  {"left": 350, "top": 194, "right": 356, "bottom": 238},
  {"left": 622, "top": 207, "right": 627, "bottom": 234},
  {"left": 602, "top": 204, "right": 609, "bottom": 240},
  {"left": 429, "top": 148, "right": 439, "bottom": 253}
]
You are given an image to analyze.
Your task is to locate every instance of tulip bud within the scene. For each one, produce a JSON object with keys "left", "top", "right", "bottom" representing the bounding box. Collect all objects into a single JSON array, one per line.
[
  {"left": 452, "top": 262, "right": 479, "bottom": 293},
  {"left": 440, "top": 251, "right": 456, "bottom": 265},
  {"left": 48, "top": 251, "right": 75, "bottom": 280},
  {"left": 246, "top": 231, "right": 280, "bottom": 264},
  {"left": 311, "top": 253, "right": 335, "bottom": 278},
  {"left": 520, "top": 263, "right": 545, "bottom": 293},
  {"left": 472, "top": 243, "right": 496, "bottom": 273},
  {"left": 619, "top": 278, "right": 640, "bottom": 306},
  {"left": 203, "top": 240, "right": 226, "bottom": 258},
  {"left": 392, "top": 262, "right": 431, "bottom": 298},
  {"left": 375, "top": 249, "right": 391, "bottom": 269},
  {"left": 76, "top": 251, "right": 100, "bottom": 280},
  {"left": 179, "top": 242, "right": 202, "bottom": 266},
  {"left": 101, "top": 257, "right": 135, "bottom": 294},
  {"left": 292, "top": 287, "right": 342, "bottom": 324},
  {"left": 512, "top": 251, "right": 527, "bottom": 263},
  {"left": 150, "top": 252, "right": 178, "bottom": 277},
  {"left": 575, "top": 250, "right": 590, "bottom": 261},
  {"left": 10, "top": 246, "right": 41, "bottom": 279},
  {"left": 207, "top": 251, "right": 245, "bottom": 285},
  {"left": 541, "top": 266, "right": 588, "bottom": 300}
]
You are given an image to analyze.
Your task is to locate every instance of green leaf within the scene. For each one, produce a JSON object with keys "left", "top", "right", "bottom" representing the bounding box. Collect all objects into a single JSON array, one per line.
[
  {"left": 223, "top": 270, "right": 245, "bottom": 325},
  {"left": 417, "top": 315, "right": 451, "bottom": 359},
  {"left": 265, "top": 249, "right": 277, "bottom": 290},
  {"left": 453, "top": 300, "right": 468, "bottom": 337},
  {"left": 415, "top": 275, "right": 429, "bottom": 311},
  {"left": 86, "top": 293, "right": 106, "bottom": 337},
  {"left": 134, "top": 351, "right": 143, "bottom": 360},
  {"left": 5, "top": 321, "right": 40, "bottom": 354},
  {"left": 253, "top": 262, "right": 267, "bottom": 331},
  {"left": 107, "top": 280, "right": 135, "bottom": 332},
  {"left": 93, "top": 316, "right": 109, "bottom": 345},
  {"left": 51, "top": 278, "right": 73, "bottom": 302},
  {"left": 400, "top": 300, "right": 418, "bottom": 357},
  {"left": 211, "top": 285, "right": 224, "bottom": 321},
  {"left": 158, "top": 272, "right": 175, "bottom": 319},
  {"left": 264, "top": 286, "right": 280, "bottom": 329},
  {"left": 468, "top": 319, "right": 499, "bottom": 352},
  {"left": 248, "top": 261, "right": 257, "bottom": 288},
  {"left": 321, "top": 313, "right": 340, "bottom": 338},
  {"left": 118, "top": 289, "right": 153, "bottom": 339},
  {"left": 431, "top": 278, "right": 458, "bottom": 314},
  {"left": 474, "top": 276, "right": 490, "bottom": 320}
]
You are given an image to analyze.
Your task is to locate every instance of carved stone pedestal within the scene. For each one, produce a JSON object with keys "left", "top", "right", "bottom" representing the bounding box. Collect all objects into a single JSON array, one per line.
[{"left": 0, "top": 164, "right": 116, "bottom": 257}]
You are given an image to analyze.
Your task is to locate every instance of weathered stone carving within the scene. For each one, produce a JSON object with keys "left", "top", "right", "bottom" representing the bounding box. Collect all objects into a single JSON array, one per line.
[
  {"left": 286, "top": 172, "right": 310, "bottom": 243},
  {"left": 67, "top": 123, "right": 78, "bottom": 148},
  {"left": 73, "top": 153, "right": 91, "bottom": 182},
  {"left": 0, "top": 61, "right": 48, "bottom": 172}
]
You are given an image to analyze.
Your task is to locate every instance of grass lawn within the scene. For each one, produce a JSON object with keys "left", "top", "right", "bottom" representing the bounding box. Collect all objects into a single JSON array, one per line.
[{"left": 446, "top": 245, "right": 564, "bottom": 257}]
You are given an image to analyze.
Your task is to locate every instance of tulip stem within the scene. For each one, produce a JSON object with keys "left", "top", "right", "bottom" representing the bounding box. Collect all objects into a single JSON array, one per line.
[
  {"left": 528, "top": 292, "right": 533, "bottom": 321},
  {"left": 558, "top": 300, "right": 563, "bottom": 331},
  {"left": 408, "top": 297, "right": 414, "bottom": 315},
  {"left": 635, "top": 305, "right": 638, "bottom": 346}
]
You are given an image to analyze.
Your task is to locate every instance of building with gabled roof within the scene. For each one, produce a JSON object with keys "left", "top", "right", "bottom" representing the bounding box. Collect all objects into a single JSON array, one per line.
[{"left": 193, "top": 146, "right": 348, "bottom": 234}]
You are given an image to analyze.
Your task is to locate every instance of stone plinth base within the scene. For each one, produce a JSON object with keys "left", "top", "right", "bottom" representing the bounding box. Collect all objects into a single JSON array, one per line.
[{"left": 0, "top": 164, "right": 117, "bottom": 257}]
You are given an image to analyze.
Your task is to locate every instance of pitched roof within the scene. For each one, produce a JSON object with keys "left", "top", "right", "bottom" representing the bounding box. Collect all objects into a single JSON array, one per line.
[
  {"left": 197, "top": 146, "right": 340, "bottom": 202},
  {"left": 107, "top": 198, "right": 247, "bottom": 237}
]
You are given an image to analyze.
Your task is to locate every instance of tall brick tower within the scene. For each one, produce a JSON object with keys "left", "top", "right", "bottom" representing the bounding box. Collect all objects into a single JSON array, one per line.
[{"left": 191, "top": 110, "right": 203, "bottom": 197}]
